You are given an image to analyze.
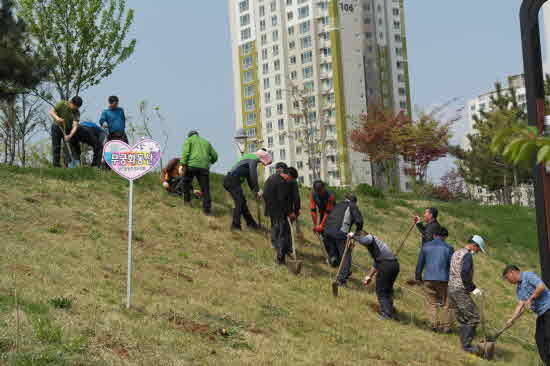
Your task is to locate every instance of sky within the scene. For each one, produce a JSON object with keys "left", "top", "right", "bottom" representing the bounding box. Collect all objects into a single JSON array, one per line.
[{"left": 79, "top": 0, "right": 530, "bottom": 181}]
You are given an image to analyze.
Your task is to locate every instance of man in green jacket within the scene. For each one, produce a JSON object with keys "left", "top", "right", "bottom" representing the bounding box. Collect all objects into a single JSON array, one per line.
[{"left": 180, "top": 130, "right": 218, "bottom": 215}]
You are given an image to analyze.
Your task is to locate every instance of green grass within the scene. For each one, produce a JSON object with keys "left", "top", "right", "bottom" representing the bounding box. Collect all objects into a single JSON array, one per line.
[{"left": 0, "top": 165, "right": 544, "bottom": 365}]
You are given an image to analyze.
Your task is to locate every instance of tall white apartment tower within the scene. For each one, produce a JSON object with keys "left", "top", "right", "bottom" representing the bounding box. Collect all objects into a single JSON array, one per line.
[{"left": 228, "top": 0, "right": 412, "bottom": 188}]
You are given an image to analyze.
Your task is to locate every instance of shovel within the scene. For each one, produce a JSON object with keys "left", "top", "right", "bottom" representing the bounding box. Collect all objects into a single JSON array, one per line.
[
  {"left": 287, "top": 217, "right": 302, "bottom": 275},
  {"left": 478, "top": 304, "right": 528, "bottom": 360},
  {"left": 332, "top": 238, "right": 354, "bottom": 297}
]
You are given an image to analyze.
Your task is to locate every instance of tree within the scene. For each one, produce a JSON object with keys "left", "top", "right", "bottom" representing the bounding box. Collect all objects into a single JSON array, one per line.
[
  {"left": 350, "top": 105, "right": 410, "bottom": 189},
  {"left": 451, "top": 82, "right": 532, "bottom": 194},
  {"left": 17, "top": 0, "right": 136, "bottom": 103},
  {"left": 401, "top": 104, "right": 456, "bottom": 183}
]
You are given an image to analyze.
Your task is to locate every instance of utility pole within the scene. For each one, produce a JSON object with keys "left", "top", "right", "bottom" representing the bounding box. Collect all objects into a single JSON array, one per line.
[{"left": 520, "top": 0, "right": 550, "bottom": 286}]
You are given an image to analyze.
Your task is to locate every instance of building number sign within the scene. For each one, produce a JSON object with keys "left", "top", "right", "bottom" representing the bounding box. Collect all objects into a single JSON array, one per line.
[{"left": 339, "top": 2, "right": 355, "bottom": 13}]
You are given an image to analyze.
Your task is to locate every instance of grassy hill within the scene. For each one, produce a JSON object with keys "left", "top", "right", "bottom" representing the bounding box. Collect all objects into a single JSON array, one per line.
[{"left": 0, "top": 165, "right": 544, "bottom": 365}]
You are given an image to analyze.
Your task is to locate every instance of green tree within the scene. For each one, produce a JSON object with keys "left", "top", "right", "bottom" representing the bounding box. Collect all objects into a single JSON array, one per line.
[
  {"left": 17, "top": 0, "right": 136, "bottom": 103},
  {"left": 451, "top": 82, "right": 532, "bottom": 192}
]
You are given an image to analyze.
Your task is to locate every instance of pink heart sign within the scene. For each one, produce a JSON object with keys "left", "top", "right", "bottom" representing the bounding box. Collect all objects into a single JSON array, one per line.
[{"left": 103, "top": 139, "right": 162, "bottom": 181}]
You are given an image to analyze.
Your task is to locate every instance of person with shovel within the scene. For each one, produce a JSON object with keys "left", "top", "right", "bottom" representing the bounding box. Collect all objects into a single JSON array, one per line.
[
  {"left": 349, "top": 231, "right": 400, "bottom": 320},
  {"left": 324, "top": 194, "right": 364, "bottom": 287},
  {"left": 310, "top": 180, "right": 336, "bottom": 261},
  {"left": 415, "top": 227, "right": 455, "bottom": 333},
  {"left": 223, "top": 149, "right": 272, "bottom": 231},
  {"left": 263, "top": 167, "right": 300, "bottom": 265},
  {"left": 502, "top": 265, "right": 550, "bottom": 365},
  {"left": 49, "top": 96, "right": 83, "bottom": 167},
  {"left": 414, "top": 208, "right": 442, "bottom": 246},
  {"left": 448, "top": 235, "right": 487, "bottom": 355}
]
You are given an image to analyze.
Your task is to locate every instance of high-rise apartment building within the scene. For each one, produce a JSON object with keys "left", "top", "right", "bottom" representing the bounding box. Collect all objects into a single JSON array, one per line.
[{"left": 228, "top": 0, "right": 412, "bottom": 188}]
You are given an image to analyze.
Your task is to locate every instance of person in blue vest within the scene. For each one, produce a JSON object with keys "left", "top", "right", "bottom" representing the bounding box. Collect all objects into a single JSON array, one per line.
[
  {"left": 503, "top": 265, "right": 550, "bottom": 364},
  {"left": 100, "top": 96, "right": 128, "bottom": 143},
  {"left": 74, "top": 121, "right": 107, "bottom": 167}
]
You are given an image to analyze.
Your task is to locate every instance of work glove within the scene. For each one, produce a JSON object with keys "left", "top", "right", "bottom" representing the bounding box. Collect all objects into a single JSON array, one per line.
[
  {"left": 257, "top": 190, "right": 263, "bottom": 199},
  {"left": 347, "top": 232, "right": 355, "bottom": 239},
  {"left": 313, "top": 225, "right": 324, "bottom": 233},
  {"left": 363, "top": 276, "right": 373, "bottom": 286},
  {"left": 472, "top": 288, "right": 483, "bottom": 297}
]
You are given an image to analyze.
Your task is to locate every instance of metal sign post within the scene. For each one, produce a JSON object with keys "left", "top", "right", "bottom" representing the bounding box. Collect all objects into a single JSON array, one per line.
[{"left": 126, "top": 180, "right": 134, "bottom": 309}]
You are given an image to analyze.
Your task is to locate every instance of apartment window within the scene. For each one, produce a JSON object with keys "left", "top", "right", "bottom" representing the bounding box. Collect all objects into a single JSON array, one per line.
[
  {"left": 397, "top": 74, "right": 405, "bottom": 83},
  {"left": 276, "top": 89, "right": 283, "bottom": 100},
  {"left": 394, "top": 21, "right": 401, "bottom": 30},
  {"left": 379, "top": 32, "right": 384, "bottom": 40},
  {"left": 365, "top": 32, "right": 373, "bottom": 39},
  {"left": 277, "top": 103, "right": 284, "bottom": 115},
  {"left": 277, "top": 119, "right": 285, "bottom": 129},
  {"left": 378, "top": 18, "right": 383, "bottom": 26},
  {"left": 241, "top": 28, "right": 251, "bottom": 41},
  {"left": 271, "top": 1, "right": 276, "bottom": 12},
  {"left": 248, "top": 143, "right": 257, "bottom": 153},
  {"left": 272, "top": 30, "right": 279, "bottom": 42},
  {"left": 243, "top": 55, "right": 253, "bottom": 69},
  {"left": 240, "top": 14, "right": 250, "bottom": 27},
  {"left": 239, "top": 0, "right": 249, "bottom": 13},
  {"left": 321, "top": 78, "right": 333, "bottom": 89},
  {"left": 298, "top": 5, "right": 310, "bottom": 19},
  {"left": 288, "top": 26, "right": 295, "bottom": 36},
  {"left": 396, "top": 61, "right": 404, "bottom": 69},
  {"left": 290, "top": 71, "right": 298, "bottom": 80},
  {"left": 272, "top": 15, "right": 278, "bottom": 26},
  {"left": 287, "top": 11, "right": 294, "bottom": 21},
  {"left": 267, "top": 136, "right": 274, "bottom": 148},
  {"left": 304, "top": 81, "right": 314, "bottom": 90},
  {"left": 301, "top": 36, "right": 312, "bottom": 48},
  {"left": 286, "top": 0, "right": 293, "bottom": 5},
  {"left": 262, "top": 63, "right": 269, "bottom": 74},
  {"left": 306, "top": 96, "right": 315, "bottom": 107},
  {"left": 245, "top": 99, "right": 255, "bottom": 111},
  {"left": 290, "top": 55, "right": 297, "bottom": 64},
  {"left": 262, "top": 48, "right": 268, "bottom": 60},
  {"left": 320, "top": 62, "right": 332, "bottom": 72},
  {"left": 395, "top": 34, "right": 402, "bottom": 42},
  {"left": 265, "top": 107, "right": 272, "bottom": 118},
  {"left": 308, "top": 111, "right": 317, "bottom": 121},
  {"left": 242, "top": 42, "right": 252, "bottom": 54},
  {"left": 266, "top": 121, "right": 273, "bottom": 133},
  {"left": 274, "top": 59, "right": 281, "bottom": 71},
  {"left": 296, "top": 147, "right": 302, "bottom": 155},
  {"left": 299, "top": 20, "right": 310, "bottom": 34},
  {"left": 396, "top": 48, "right": 403, "bottom": 56},
  {"left": 280, "top": 149, "right": 286, "bottom": 160},
  {"left": 275, "top": 74, "right": 281, "bottom": 85},
  {"left": 320, "top": 47, "right": 331, "bottom": 57},
  {"left": 273, "top": 45, "right": 279, "bottom": 56},
  {"left": 247, "top": 112, "right": 257, "bottom": 125},
  {"left": 244, "top": 85, "right": 255, "bottom": 97},
  {"left": 243, "top": 71, "right": 253, "bottom": 83},
  {"left": 320, "top": 16, "right": 330, "bottom": 25},
  {"left": 289, "top": 40, "right": 296, "bottom": 49},
  {"left": 364, "top": 17, "right": 372, "bottom": 25},
  {"left": 319, "top": 32, "right": 329, "bottom": 41},
  {"left": 261, "top": 34, "right": 267, "bottom": 45},
  {"left": 318, "top": 1, "right": 328, "bottom": 9},
  {"left": 393, "top": 8, "right": 400, "bottom": 16},
  {"left": 303, "top": 66, "right": 313, "bottom": 79},
  {"left": 246, "top": 128, "right": 256, "bottom": 137},
  {"left": 301, "top": 50, "right": 313, "bottom": 63},
  {"left": 279, "top": 134, "right": 286, "bottom": 145},
  {"left": 260, "top": 20, "right": 266, "bottom": 31},
  {"left": 400, "top": 101, "right": 407, "bottom": 110},
  {"left": 263, "top": 77, "right": 270, "bottom": 89},
  {"left": 265, "top": 92, "right": 271, "bottom": 103},
  {"left": 398, "top": 87, "right": 406, "bottom": 96},
  {"left": 259, "top": 5, "right": 265, "bottom": 17}
]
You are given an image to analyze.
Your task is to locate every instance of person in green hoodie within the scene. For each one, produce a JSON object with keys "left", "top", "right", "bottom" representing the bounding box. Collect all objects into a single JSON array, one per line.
[{"left": 180, "top": 130, "right": 218, "bottom": 215}]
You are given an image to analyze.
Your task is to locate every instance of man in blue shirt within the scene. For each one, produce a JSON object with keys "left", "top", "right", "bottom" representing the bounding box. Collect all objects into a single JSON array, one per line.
[
  {"left": 503, "top": 265, "right": 550, "bottom": 365},
  {"left": 71, "top": 121, "right": 106, "bottom": 167},
  {"left": 99, "top": 96, "right": 128, "bottom": 144},
  {"left": 416, "top": 227, "right": 455, "bottom": 333}
]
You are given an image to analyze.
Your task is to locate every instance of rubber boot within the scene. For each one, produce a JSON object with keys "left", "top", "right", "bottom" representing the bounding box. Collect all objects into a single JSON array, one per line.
[{"left": 461, "top": 325, "right": 479, "bottom": 354}]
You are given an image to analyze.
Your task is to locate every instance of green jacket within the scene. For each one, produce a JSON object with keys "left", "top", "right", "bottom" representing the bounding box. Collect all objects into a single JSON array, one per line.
[{"left": 181, "top": 135, "right": 218, "bottom": 169}]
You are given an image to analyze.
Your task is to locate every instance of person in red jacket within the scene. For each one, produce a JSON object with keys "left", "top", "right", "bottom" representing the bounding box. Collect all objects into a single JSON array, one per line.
[{"left": 311, "top": 180, "right": 335, "bottom": 233}]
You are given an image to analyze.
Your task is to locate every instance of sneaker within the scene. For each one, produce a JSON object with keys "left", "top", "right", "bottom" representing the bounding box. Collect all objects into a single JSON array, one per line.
[{"left": 378, "top": 313, "right": 393, "bottom": 321}]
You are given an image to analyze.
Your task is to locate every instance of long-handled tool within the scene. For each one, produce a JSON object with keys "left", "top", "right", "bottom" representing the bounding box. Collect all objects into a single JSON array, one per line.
[
  {"left": 256, "top": 198, "right": 263, "bottom": 232},
  {"left": 315, "top": 232, "right": 331, "bottom": 264},
  {"left": 478, "top": 304, "right": 528, "bottom": 360},
  {"left": 57, "top": 123, "right": 77, "bottom": 168},
  {"left": 287, "top": 218, "right": 302, "bottom": 275},
  {"left": 332, "top": 238, "right": 354, "bottom": 297}
]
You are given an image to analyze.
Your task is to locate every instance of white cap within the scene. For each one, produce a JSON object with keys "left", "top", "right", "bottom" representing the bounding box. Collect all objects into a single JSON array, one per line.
[{"left": 469, "top": 235, "right": 486, "bottom": 254}]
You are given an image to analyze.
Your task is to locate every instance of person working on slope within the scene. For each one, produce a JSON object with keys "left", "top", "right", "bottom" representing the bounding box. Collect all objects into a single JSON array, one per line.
[
  {"left": 49, "top": 96, "right": 82, "bottom": 168},
  {"left": 349, "top": 231, "right": 400, "bottom": 320},
  {"left": 414, "top": 207, "right": 442, "bottom": 246},
  {"left": 263, "top": 167, "right": 300, "bottom": 264},
  {"left": 502, "top": 265, "right": 550, "bottom": 365},
  {"left": 273, "top": 162, "right": 301, "bottom": 222},
  {"left": 324, "top": 193, "right": 364, "bottom": 286},
  {"left": 180, "top": 130, "right": 218, "bottom": 215},
  {"left": 76, "top": 121, "right": 107, "bottom": 167},
  {"left": 223, "top": 149, "right": 272, "bottom": 231},
  {"left": 100, "top": 95, "right": 128, "bottom": 143},
  {"left": 310, "top": 180, "right": 336, "bottom": 262},
  {"left": 415, "top": 227, "right": 455, "bottom": 333},
  {"left": 161, "top": 158, "right": 185, "bottom": 195},
  {"left": 448, "top": 235, "right": 487, "bottom": 355}
]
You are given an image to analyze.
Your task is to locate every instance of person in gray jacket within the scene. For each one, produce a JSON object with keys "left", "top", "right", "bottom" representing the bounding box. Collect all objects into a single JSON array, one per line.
[
  {"left": 415, "top": 227, "right": 455, "bottom": 332},
  {"left": 351, "top": 232, "right": 400, "bottom": 320}
]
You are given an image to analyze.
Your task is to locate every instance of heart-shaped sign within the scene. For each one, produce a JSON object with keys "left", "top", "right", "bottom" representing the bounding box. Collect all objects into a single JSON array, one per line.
[{"left": 103, "top": 139, "right": 162, "bottom": 181}]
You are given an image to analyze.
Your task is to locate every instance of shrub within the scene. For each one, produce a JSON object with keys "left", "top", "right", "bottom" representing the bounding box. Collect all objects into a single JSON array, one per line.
[
  {"left": 49, "top": 297, "right": 73, "bottom": 310},
  {"left": 355, "top": 184, "right": 385, "bottom": 199},
  {"left": 430, "top": 185, "right": 454, "bottom": 202}
]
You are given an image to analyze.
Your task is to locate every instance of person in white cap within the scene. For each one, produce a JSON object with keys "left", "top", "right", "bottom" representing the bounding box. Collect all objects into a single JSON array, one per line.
[{"left": 447, "top": 235, "right": 487, "bottom": 355}]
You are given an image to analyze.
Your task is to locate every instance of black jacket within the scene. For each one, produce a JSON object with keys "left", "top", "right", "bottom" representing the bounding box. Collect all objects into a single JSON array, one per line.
[
  {"left": 290, "top": 181, "right": 301, "bottom": 215},
  {"left": 416, "top": 220, "right": 442, "bottom": 245},
  {"left": 325, "top": 200, "right": 363, "bottom": 234},
  {"left": 263, "top": 174, "right": 298, "bottom": 218}
]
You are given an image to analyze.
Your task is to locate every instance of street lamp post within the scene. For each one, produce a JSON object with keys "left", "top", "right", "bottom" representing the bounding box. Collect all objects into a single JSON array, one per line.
[
  {"left": 234, "top": 128, "right": 248, "bottom": 156},
  {"left": 520, "top": 0, "right": 550, "bottom": 286}
]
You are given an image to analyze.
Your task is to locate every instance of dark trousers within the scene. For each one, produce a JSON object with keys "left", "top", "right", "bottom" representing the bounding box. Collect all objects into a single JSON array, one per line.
[
  {"left": 51, "top": 124, "right": 80, "bottom": 167},
  {"left": 536, "top": 310, "right": 550, "bottom": 365},
  {"left": 73, "top": 126, "right": 103, "bottom": 167},
  {"left": 376, "top": 260, "right": 400, "bottom": 318},
  {"left": 270, "top": 216, "right": 292, "bottom": 259},
  {"left": 321, "top": 233, "right": 339, "bottom": 261},
  {"left": 325, "top": 229, "right": 352, "bottom": 283},
  {"left": 107, "top": 131, "right": 128, "bottom": 144},
  {"left": 223, "top": 175, "right": 256, "bottom": 228},
  {"left": 183, "top": 167, "right": 211, "bottom": 213}
]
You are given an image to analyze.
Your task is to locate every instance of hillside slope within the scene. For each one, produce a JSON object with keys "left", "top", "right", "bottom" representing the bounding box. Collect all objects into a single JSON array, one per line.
[{"left": 0, "top": 166, "right": 543, "bottom": 365}]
